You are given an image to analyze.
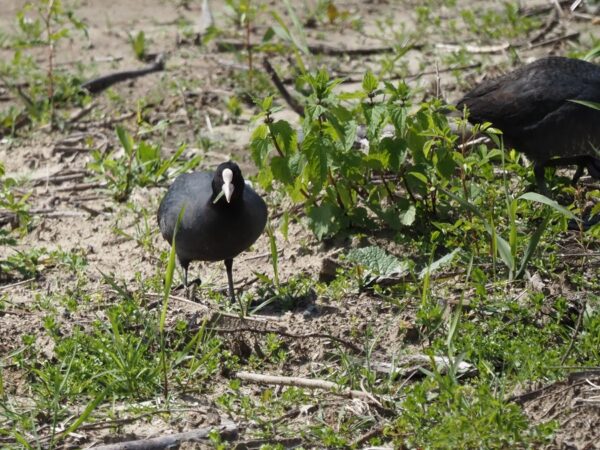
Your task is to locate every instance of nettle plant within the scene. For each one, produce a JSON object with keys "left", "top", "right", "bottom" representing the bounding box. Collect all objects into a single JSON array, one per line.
[
  {"left": 251, "top": 69, "right": 499, "bottom": 238},
  {"left": 251, "top": 68, "right": 575, "bottom": 279}
]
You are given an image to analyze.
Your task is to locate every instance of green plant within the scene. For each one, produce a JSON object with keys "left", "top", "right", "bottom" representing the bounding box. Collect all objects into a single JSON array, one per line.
[
  {"left": 0, "top": 0, "right": 88, "bottom": 133},
  {"left": 88, "top": 126, "right": 201, "bottom": 201},
  {"left": 129, "top": 30, "right": 146, "bottom": 61},
  {"left": 0, "top": 163, "right": 31, "bottom": 239}
]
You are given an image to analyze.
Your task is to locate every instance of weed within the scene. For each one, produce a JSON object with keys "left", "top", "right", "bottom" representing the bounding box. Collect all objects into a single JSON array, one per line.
[
  {"left": 88, "top": 126, "right": 201, "bottom": 201},
  {"left": 129, "top": 30, "right": 146, "bottom": 61},
  {"left": 0, "top": 0, "right": 88, "bottom": 133}
]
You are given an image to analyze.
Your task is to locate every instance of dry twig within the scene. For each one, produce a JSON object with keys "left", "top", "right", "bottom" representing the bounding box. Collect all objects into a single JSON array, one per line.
[{"left": 91, "top": 420, "right": 238, "bottom": 450}]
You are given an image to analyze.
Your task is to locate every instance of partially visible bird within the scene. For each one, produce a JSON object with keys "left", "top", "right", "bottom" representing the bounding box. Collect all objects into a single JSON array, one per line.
[
  {"left": 456, "top": 56, "right": 600, "bottom": 193},
  {"left": 157, "top": 161, "right": 267, "bottom": 302}
]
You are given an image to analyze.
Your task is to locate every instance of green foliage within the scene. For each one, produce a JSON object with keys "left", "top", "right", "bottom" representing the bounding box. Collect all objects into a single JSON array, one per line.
[
  {"left": 0, "top": 247, "right": 85, "bottom": 282},
  {"left": 88, "top": 126, "right": 201, "bottom": 201},
  {"left": 129, "top": 30, "right": 146, "bottom": 60},
  {"left": 253, "top": 68, "right": 576, "bottom": 282},
  {"left": 346, "top": 245, "right": 410, "bottom": 287},
  {"left": 389, "top": 374, "right": 554, "bottom": 448},
  {"left": 0, "top": 0, "right": 89, "bottom": 133},
  {"left": 0, "top": 164, "right": 31, "bottom": 239}
]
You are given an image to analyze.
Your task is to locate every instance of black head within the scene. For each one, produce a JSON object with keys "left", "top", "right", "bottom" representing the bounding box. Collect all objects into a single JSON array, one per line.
[{"left": 211, "top": 161, "right": 245, "bottom": 205}]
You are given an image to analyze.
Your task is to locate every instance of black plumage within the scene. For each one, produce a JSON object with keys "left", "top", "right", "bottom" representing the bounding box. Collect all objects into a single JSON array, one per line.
[
  {"left": 157, "top": 161, "right": 267, "bottom": 301},
  {"left": 457, "top": 56, "right": 600, "bottom": 192}
]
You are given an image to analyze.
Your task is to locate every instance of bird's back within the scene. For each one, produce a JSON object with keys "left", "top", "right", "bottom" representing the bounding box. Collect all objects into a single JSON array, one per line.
[{"left": 457, "top": 57, "right": 600, "bottom": 162}]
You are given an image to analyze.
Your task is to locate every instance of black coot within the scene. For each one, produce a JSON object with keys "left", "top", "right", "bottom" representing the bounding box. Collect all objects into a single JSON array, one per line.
[
  {"left": 457, "top": 56, "right": 600, "bottom": 192},
  {"left": 157, "top": 161, "right": 267, "bottom": 301}
]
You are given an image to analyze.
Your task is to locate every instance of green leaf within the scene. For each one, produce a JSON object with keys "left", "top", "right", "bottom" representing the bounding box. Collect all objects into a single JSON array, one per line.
[
  {"left": 262, "top": 95, "right": 273, "bottom": 111},
  {"left": 362, "top": 70, "right": 379, "bottom": 93},
  {"left": 251, "top": 124, "right": 271, "bottom": 167},
  {"left": 517, "top": 192, "right": 577, "bottom": 220},
  {"left": 347, "top": 245, "right": 410, "bottom": 279},
  {"left": 63, "top": 389, "right": 107, "bottom": 436},
  {"left": 302, "top": 132, "right": 329, "bottom": 193},
  {"left": 495, "top": 233, "right": 514, "bottom": 273},
  {"left": 419, "top": 248, "right": 460, "bottom": 279},
  {"left": 568, "top": 99, "right": 600, "bottom": 111},
  {"left": 116, "top": 125, "right": 134, "bottom": 155},
  {"left": 584, "top": 44, "right": 600, "bottom": 61},
  {"left": 400, "top": 204, "right": 416, "bottom": 226},
  {"left": 270, "top": 156, "right": 293, "bottom": 185},
  {"left": 516, "top": 211, "right": 551, "bottom": 279},
  {"left": 308, "top": 203, "right": 338, "bottom": 240},
  {"left": 162, "top": 206, "right": 185, "bottom": 332},
  {"left": 269, "top": 119, "right": 296, "bottom": 154}
]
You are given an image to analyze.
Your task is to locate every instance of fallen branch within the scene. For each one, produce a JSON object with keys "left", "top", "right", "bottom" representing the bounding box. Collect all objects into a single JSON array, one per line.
[
  {"left": 262, "top": 58, "right": 304, "bottom": 116},
  {"left": 0, "top": 278, "right": 36, "bottom": 291},
  {"left": 92, "top": 420, "right": 238, "bottom": 450},
  {"left": 82, "top": 55, "right": 166, "bottom": 94},
  {"left": 235, "top": 371, "right": 380, "bottom": 405},
  {"left": 55, "top": 182, "right": 107, "bottom": 192},
  {"left": 527, "top": 8, "right": 559, "bottom": 45},
  {"left": 528, "top": 31, "right": 580, "bottom": 49},
  {"left": 216, "top": 38, "right": 396, "bottom": 56},
  {"left": 233, "top": 437, "right": 303, "bottom": 449},
  {"left": 67, "top": 100, "right": 98, "bottom": 124}
]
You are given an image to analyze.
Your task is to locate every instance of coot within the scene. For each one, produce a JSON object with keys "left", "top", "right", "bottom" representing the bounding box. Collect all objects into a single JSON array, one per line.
[
  {"left": 457, "top": 56, "right": 600, "bottom": 192},
  {"left": 157, "top": 161, "right": 267, "bottom": 301}
]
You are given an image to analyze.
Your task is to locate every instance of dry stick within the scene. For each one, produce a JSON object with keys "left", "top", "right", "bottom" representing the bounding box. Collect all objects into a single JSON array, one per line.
[
  {"left": 527, "top": 8, "right": 559, "bottom": 45},
  {"left": 32, "top": 173, "right": 87, "bottom": 186},
  {"left": 435, "top": 42, "right": 510, "bottom": 54},
  {"left": 216, "top": 38, "right": 395, "bottom": 56},
  {"left": 436, "top": 31, "right": 579, "bottom": 55},
  {"left": 91, "top": 420, "right": 238, "bottom": 450},
  {"left": 560, "top": 298, "right": 587, "bottom": 364},
  {"left": 0, "top": 278, "right": 35, "bottom": 291},
  {"left": 236, "top": 371, "right": 381, "bottom": 405},
  {"left": 208, "top": 326, "right": 363, "bottom": 354},
  {"left": 44, "top": 0, "right": 56, "bottom": 129},
  {"left": 528, "top": 31, "right": 580, "bottom": 49},
  {"left": 351, "top": 424, "right": 387, "bottom": 448},
  {"left": 66, "top": 100, "right": 98, "bottom": 124},
  {"left": 55, "top": 182, "right": 107, "bottom": 192},
  {"left": 52, "top": 146, "right": 91, "bottom": 155},
  {"left": 519, "top": 0, "right": 570, "bottom": 16},
  {"left": 233, "top": 438, "right": 303, "bottom": 450},
  {"left": 262, "top": 58, "right": 304, "bottom": 116}
]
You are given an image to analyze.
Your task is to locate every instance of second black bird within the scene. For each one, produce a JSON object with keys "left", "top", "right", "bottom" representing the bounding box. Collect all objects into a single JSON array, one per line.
[{"left": 457, "top": 56, "right": 600, "bottom": 193}]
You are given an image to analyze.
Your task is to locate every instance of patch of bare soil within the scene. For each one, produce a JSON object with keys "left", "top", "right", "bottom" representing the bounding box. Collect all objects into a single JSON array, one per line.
[{"left": 517, "top": 371, "right": 600, "bottom": 450}]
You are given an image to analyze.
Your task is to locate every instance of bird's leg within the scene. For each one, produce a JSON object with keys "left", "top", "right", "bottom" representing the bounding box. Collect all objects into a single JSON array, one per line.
[
  {"left": 533, "top": 162, "right": 550, "bottom": 196},
  {"left": 224, "top": 258, "right": 236, "bottom": 303},
  {"left": 572, "top": 163, "right": 585, "bottom": 185},
  {"left": 586, "top": 157, "right": 600, "bottom": 179}
]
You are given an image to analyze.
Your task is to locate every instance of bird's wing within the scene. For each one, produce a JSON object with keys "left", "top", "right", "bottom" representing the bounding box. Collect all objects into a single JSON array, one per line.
[{"left": 457, "top": 67, "right": 599, "bottom": 131}]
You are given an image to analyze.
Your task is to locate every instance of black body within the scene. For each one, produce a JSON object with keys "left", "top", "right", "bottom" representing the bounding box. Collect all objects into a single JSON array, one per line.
[
  {"left": 457, "top": 56, "right": 600, "bottom": 191},
  {"left": 157, "top": 161, "right": 267, "bottom": 301}
]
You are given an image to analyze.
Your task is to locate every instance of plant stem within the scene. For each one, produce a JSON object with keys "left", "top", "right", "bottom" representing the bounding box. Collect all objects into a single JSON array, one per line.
[
  {"left": 45, "top": 0, "right": 56, "bottom": 129},
  {"left": 245, "top": 7, "right": 253, "bottom": 89}
]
